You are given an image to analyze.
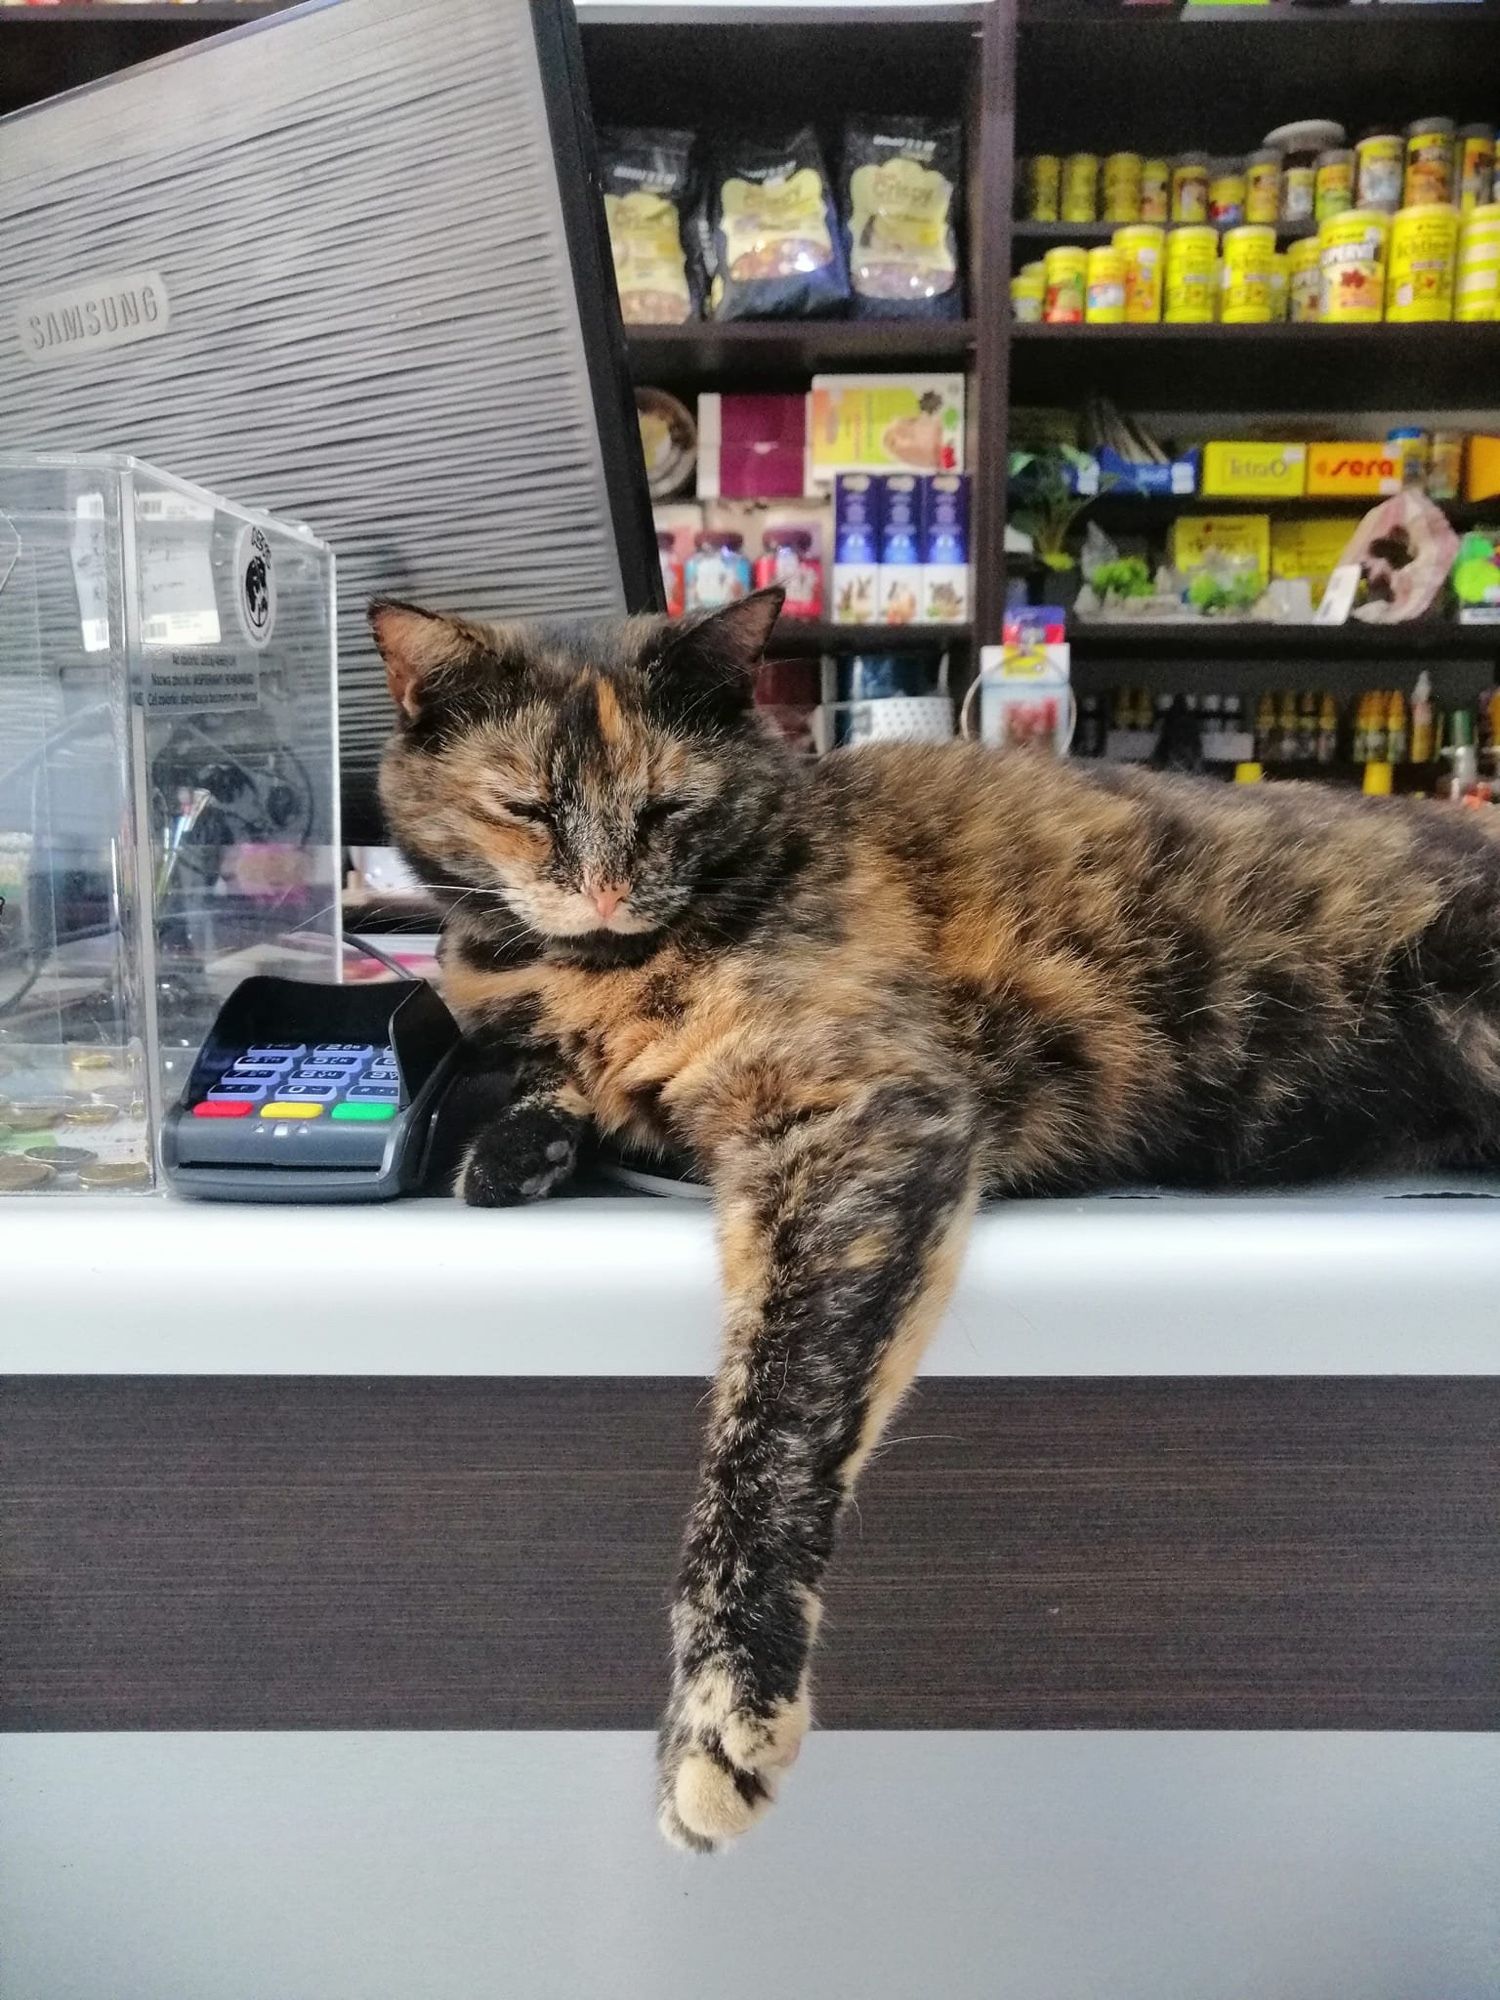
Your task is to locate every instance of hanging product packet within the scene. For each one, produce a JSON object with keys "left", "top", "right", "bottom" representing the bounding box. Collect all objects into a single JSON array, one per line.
[
  {"left": 708, "top": 126, "right": 851, "bottom": 320},
  {"left": 841, "top": 116, "right": 964, "bottom": 319},
  {"left": 599, "top": 127, "right": 701, "bottom": 326}
]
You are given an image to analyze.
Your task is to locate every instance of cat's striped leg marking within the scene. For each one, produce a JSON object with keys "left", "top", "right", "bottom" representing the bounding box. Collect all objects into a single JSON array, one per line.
[{"left": 658, "top": 1075, "right": 979, "bottom": 1852}]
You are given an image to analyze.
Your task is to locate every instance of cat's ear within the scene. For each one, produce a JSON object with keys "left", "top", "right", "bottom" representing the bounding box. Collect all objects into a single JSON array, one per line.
[
  {"left": 655, "top": 588, "right": 784, "bottom": 707},
  {"left": 368, "top": 598, "right": 482, "bottom": 720}
]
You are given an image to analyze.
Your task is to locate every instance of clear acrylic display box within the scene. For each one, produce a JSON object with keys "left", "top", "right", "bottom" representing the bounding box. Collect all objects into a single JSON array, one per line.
[{"left": 0, "top": 454, "right": 340, "bottom": 1192}]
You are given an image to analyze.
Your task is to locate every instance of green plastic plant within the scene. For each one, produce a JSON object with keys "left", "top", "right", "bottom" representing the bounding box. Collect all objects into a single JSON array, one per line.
[
  {"left": 1090, "top": 556, "right": 1153, "bottom": 600},
  {"left": 1009, "top": 446, "right": 1099, "bottom": 572}
]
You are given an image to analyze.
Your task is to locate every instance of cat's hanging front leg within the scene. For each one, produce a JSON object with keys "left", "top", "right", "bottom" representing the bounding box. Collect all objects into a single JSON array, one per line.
[{"left": 658, "top": 1071, "right": 979, "bottom": 1852}]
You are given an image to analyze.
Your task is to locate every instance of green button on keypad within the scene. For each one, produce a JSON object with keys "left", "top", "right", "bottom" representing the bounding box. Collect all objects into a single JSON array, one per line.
[{"left": 331, "top": 1102, "right": 397, "bottom": 1122}]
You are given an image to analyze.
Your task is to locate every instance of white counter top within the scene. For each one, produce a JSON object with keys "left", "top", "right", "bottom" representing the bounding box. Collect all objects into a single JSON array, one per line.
[{"left": 3, "top": 1181, "right": 1499, "bottom": 1375}]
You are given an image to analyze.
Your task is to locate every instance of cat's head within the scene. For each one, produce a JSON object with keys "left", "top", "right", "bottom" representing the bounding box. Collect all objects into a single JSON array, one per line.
[{"left": 372, "top": 590, "right": 791, "bottom": 947}]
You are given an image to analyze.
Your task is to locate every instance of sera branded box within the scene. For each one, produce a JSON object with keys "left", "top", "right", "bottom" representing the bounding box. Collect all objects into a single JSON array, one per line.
[{"left": 1305, "top": 442, "right": 1403, "bottom": 498}]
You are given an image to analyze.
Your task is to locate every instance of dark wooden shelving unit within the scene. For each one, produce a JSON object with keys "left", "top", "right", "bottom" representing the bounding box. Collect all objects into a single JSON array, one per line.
[
  {"left": 769, "top": 621, "right": 971, "bottom": 657},
  {"left": 10, "top": 0, "right": 1500, "bottom": 685},
  {"left": 1012, "top": 220, "right": 1318, "bottom": 252},
  {"left": 1011, "top": 322, "right": 1500, "bottom": 410},
  {"left": 625, "top": 320, "right": 977, "bottom": 389},
  {"left": 1070, "top": 621, "right": 1500, "bottom": 661}
]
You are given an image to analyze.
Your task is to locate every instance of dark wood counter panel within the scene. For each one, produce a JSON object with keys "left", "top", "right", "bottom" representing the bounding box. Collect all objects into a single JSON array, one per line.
[{"left": 5, "top": 1376, "right": 1495, "bottom": 1732}]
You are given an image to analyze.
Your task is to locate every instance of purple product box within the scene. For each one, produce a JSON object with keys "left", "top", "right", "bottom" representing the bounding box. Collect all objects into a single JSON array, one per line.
[
  {"left": 833, "top": 473, "right": 882, "bottom": 624},
  {"left": 921, "top": 471, "right": 970, "bottom": 623},
  {"left": 878, "top": 472, "right": 923, "bottom": 626}
]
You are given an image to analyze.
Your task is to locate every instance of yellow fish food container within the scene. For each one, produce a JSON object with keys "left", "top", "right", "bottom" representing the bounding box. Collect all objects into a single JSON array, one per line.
[
  {"left": 1457, "top": 202, "right": 1500, "bottom": 322},
  {"left": 1062, "top": 153, "right": 1099, "bottom": 223},
  {"left": 1043, "top": 244, "right": 1088, "bottom": 323},
  {"left": 1010, "top": 268, "right": 1046, "bottom": 322},
  {"left": 1103, "top": 153, "right": 1143, "bottom": 224},
  {"left": 1027, "top": 155, "right": 1061, "bottom": 222},
  {"left": 1246, "top": 149, "right": 1282, "bottom": 225},
  {"left": 1220, "top": 223, "right": 1277, "bottom": 323},
  {"left": 1355, "top": 132, "right": 1404, "bottom": 214},
  {"left": 1113, "top": 223, "right": 1164, "bottom": 322},
  {"left": 1404, "top": 118, "right": 1455, "bottom": 208},
  {"left": 1139, "top": 158, "right": 1170, "bottom": 223},
  {"left": 1085, "top": 245, "right": 1127, "bottom": 323},
  {"left": 1164, "top": 225, "right": 1218, "bottom": 323},
  {"left": 1387, "top": 203, "right": 1459, "bottom": 321},
  {"left": 1288, "top": 232, "right": 1323, "bottom": 321},
  {"left": 1460, "top": 124, "right": 1496, "bottom": 213},
  {"left": 1318, "top": 208, "right": 1389, "bottom": 322}
]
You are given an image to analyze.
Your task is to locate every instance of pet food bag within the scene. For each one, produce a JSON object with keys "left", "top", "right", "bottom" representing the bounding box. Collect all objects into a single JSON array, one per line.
[
  {"left": 841, "top": 116, "right": 964, "bottom": 320},
  {"left": 708, "top": 127, "right": 850, "bottom": 321},
  {"left": 600, "top": 127, "right": 701, "bottom": 326}
]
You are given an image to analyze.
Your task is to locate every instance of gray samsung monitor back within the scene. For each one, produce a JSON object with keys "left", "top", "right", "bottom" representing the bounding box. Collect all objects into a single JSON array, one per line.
[{"left": 0, "top": 0, "right": 658, "bottom": 835}]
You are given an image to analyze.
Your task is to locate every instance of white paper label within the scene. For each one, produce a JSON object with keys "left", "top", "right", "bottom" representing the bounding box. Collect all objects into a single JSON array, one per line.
[
  {"left": 71, "top": 493, "right": 111, "bottom": 654},
  {"left": 15, "top": 271, "right": 171, "bottom": 365}
]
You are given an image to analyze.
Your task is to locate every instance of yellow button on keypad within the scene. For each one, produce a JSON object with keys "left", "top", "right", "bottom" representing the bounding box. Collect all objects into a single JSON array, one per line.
[{"left": 260, "top": 1101, "right": 325, "bottom": 1119}]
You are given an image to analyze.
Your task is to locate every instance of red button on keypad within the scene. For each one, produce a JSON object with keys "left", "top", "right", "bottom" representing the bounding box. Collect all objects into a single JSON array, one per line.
[{"left": 194, "top": 1099, "right": 253, "bottom": 1118}]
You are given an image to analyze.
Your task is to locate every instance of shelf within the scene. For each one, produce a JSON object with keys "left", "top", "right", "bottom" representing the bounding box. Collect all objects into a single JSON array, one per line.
[
  {"left": 626, "top": 319, "right": 976, "bottom": 386},
  {"left": 1010, "top": 322, "right": 1500, "bottom": 411},
  {"left": 0, "top": 2, "right": 286, "bottom": 19},
  {"left": 1012, "top": 220, "right": 1316, "bottom": 252},
  {"left": 1044, "top": 495, "right": 1499, "bottom": 529},
  {"left": 1069, "top": 620, "right": 1500, "bottom": 658},
  {"left": 1019, "top": 1, "right": 1500, "bottom": 23},
  {"left": 770, "top": 621, "right": 970, "bottom": 654},
  {"left": 576, "top": 2, "right": 985, "bottom": 22}
]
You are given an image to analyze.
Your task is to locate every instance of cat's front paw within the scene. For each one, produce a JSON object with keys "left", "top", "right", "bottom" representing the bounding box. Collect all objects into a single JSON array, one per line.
[
  {"left": 656, "top": 1659, "right": 810, "bottom": 1855},
  {"left": 455, "top": 1109, "right": 580, "bottom": 1208}
]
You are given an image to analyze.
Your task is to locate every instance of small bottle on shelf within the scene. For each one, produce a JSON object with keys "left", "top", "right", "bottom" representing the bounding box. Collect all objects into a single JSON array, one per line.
[
  {"left": 1410, "top": 671, "right": 1436, "bottom": 765},
  {"left": 1297, "top": 690, "right": 1319, "bottom": 762},
  {"left": 1254, "top": 692, "right": 1277, "bottom": 761},
  {"left": 1386, "top": 689, "right": 1409, "bottom": 765},
  {"left": 1277, "top": 692, "right": 1300, "bottom": 762},
  {"left": 1316, "top": 694, "right": 1340, "bottom": 765}
]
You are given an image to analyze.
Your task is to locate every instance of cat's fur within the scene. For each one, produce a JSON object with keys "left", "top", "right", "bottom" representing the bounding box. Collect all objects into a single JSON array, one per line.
[{"left": 373, "top": 588, "right": 1500, "bottom": 1852}]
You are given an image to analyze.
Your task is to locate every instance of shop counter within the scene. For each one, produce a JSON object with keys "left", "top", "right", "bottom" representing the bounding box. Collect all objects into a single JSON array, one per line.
[
  {"left": 3, "top": 1185, "right": 1498, "bottom": 2000},
  {"left": 5, "top": 1181, "right": 1500, "bottom": 1376}
]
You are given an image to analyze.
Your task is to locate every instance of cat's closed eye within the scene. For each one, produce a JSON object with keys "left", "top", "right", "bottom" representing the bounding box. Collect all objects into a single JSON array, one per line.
[
  {"left": 638, "top": 797, "right": 689, "bottom": 830},
  {"left": 477, "top": 798, "right": 552, "bottom": 829}
]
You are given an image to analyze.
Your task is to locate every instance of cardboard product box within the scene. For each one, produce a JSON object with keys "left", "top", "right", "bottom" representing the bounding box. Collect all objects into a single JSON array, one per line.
[
  {"left": 921, "top": 472, "right": 970, "bottom": 623},
  {"left": 832, "top": 474, "right": 882, "bottom": 625},
  {"left": 696, "top": 393, "right": 810, "bottom": 499},
  {"left": 877, "top": 472, "right": 924, "bottom": 626},
  {"left": 1170, "top": 514, "right": 1272, "bottom": 586},
  {"left": 1271, "top": 517, "right": 1356, "bottom": 602},
  {"left": 1465, "top": 435, "right": 1500, "bottom": 502},
  {"left": 809, "top": 375, "right": 965, "bottom": 481},
  {"left": 1072, "top": 447, "right": 1201, "bottom": 499},
  {"left": 1305, "top": 442, "right": 1403, "bottom": 498},
  {"left": 1200, "top": 441, "right": 1307, "bottom": 499}
]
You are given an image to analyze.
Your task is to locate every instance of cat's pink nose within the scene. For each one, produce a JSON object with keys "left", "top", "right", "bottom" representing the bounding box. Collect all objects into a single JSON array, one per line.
[{"left": 590, "top": 883, "right": 627, "bottom": 922}]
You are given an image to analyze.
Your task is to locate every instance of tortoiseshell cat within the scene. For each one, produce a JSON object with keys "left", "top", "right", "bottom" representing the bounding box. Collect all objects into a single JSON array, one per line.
[{"left": 374, "top": 589, "right": 1500, "bottom": 1853}]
